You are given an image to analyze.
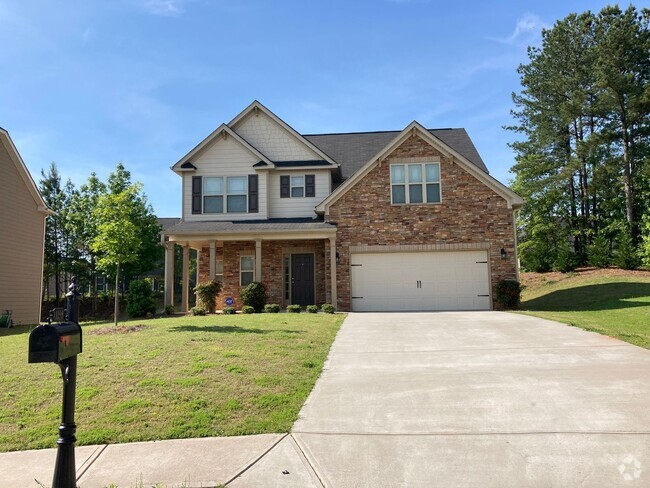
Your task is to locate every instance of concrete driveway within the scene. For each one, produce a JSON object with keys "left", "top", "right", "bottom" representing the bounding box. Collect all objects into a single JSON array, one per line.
[{"left": 287, "top": 312, "right": 650, "bottom": 487}]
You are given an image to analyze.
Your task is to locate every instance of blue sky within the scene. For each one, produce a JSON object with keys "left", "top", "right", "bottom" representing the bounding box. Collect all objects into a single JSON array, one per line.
[{"left": 1, "top": 0, "right": 636, "bottom": 217}]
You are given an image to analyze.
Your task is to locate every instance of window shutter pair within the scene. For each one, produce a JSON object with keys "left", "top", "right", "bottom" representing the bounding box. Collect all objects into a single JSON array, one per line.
[{"left": 280, "top": 174, "right": 315, "bottom": 198}]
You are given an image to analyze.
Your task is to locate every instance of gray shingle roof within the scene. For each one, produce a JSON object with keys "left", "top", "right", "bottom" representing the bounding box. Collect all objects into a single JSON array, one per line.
[
  {"left": 304, "top": 129, "right": 487, "bottom": 180},
  {"left": 157, "top": 218, "right": 181, "bottom": 230},
  {"left": 166, "top": 218, "right": 335, "bottom": 235}
]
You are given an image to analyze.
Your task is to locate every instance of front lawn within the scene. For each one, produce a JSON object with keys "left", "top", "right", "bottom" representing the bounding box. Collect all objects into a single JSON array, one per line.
[
  {"left": 0, "top": 313, "right": 344, "bottom": 452},
  {"left": 518, "top": 268, "right": 650, "bottom": 349}
]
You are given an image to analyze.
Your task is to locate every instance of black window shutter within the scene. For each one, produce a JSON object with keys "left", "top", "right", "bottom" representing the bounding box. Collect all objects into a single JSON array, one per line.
[
  {"left": 192, "top": 176, "right": 202, "bottom": 214},
  {"left": 248, "top": 174, "right": 259, "bottom": 213},
  {"left": 280, "top": 175, "right": 290, "bottom": 198},
  {"left": 305, "top": 174, "right": 315, "bottom": 197}
]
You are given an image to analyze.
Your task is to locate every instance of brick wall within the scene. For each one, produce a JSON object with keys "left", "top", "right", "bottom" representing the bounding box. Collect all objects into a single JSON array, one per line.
[{"left": 326, "top": 134, "right": 517, "bottom": 311}]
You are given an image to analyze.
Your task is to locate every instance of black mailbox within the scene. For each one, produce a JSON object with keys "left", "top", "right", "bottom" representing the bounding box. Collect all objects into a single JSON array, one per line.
[{"left": 29, "top": 322, "right": 82, "bottom": 363}]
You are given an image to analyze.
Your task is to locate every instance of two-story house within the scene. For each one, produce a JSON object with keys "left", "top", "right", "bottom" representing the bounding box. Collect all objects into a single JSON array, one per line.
[{"left": 162, "top": 101, "right": 523, "bottom": 312}]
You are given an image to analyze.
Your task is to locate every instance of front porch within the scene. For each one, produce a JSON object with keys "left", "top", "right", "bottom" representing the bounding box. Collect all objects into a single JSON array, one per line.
[{"left": 163, "top": 220, "right": 337, "bottom": 312}]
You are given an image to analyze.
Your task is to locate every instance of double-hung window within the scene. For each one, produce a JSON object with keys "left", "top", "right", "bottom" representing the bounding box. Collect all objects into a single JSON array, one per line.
[
  {"left": 291, "top": 176, "right": 305, "bottom": 197},
  {"left": 240, "top": 256, "right": 255, "bottom": 286},
  {"left": 390, "top": 163, "right": 441, "bottom": 204},
  {"left": 203, "top": 176, "right": 248, "bottom": 213},
  {"left": 215, "top": 260, "right": 223, "bottom": 284}
]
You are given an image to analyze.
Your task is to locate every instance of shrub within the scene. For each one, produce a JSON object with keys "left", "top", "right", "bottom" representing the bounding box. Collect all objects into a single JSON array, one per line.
[
  {"left": 520, "top": 240, "right": 555, "bottom": 273},
  {"left": 264, "top": 303, "right": 281, "bottom": 313},
  {"left": 194, "top": 280, "right": 221, "bottom": 313},
  {"left": 587, "top": 233, "right": 611, "bottom": 268},
  {"left": 164, "top": 304, "right": 175, "bottom": 315},
  {"left": 240, "top": 281, "right": 266, "bottom": 313},
  {"left": 222, "top": 306, "right": 236, "bottom": 315},
  {"left": 127, "top": 280, "right": 157, "bottom": 318},
  {"left": 191, "top": 306, "right": 206, "bottom": 316},
  {"left": 495, "top": 280, "right": 521, "bottom": 309},
  {"left": 642, "top": 215, "right": 650, "bottom": 268},
  {"left": 242, "top": 305, "right": 255, "bottom": 314},
  {"left": 321, "top": 303, "right": 335, "bottom": 314},
  {"left": 553, "top": 240, "right": 577, "bottom": 273},
  {"left": 614, "top": 230, "right": 639, "bottom": 270},
  {"left": 306, "top": 305, "right": 319, "bottom": 313},
  {"left": 286, "top": 304, "right": 302, "bottom": 313}
]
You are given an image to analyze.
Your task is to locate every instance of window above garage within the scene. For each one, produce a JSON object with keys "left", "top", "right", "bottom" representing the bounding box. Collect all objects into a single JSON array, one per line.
[{"left": 390, "top": 163, "right": 441, "bottom": 205}]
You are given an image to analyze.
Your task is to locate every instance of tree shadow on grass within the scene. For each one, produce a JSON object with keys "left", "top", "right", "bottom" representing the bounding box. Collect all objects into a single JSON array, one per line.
[
  {"left": 170, "top": 324, "right": 303, "bottom": 334},
  {"left": 0, "top": 324, "right": 35, "bottom": 337},
  {"left": 522, "top": 282, "right": 650, "bottom": 312}
]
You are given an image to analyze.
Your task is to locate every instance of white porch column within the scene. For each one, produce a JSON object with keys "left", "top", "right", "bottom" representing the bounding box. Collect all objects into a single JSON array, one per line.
[
  {"left": 329, "top": 235, "right": 337, "bottom": 308},
  {"left": 164, "top": 242, "right": 175, "bottom": 307},
  {"left": 182, "top": 245, "right": 190, "bottom": 313},
  {"left": 255, "top": 239, "right": 262, "bottom": 282},
  {"left": 209, "top": 240, "right": 216, "bottom": 280}
]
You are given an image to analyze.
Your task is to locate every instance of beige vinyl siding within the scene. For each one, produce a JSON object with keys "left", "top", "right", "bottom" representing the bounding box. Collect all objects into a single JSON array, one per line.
[
  {"left": 268, "top": 170, "right": 331, "bottom": 218},
  {"left": 182, "top": 136, "right": 268, "bottom": 221},
  {"left": 233, "top": 111, "right": 320, "bottom": 162},
  {"left": 0, "top": 142, "right": 47, "bottom": 325}
]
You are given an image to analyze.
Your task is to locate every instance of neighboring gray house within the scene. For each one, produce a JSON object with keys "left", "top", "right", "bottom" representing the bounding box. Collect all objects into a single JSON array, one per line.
[{"left": 0, "top": 128, "right": 53, "bottom": 325}]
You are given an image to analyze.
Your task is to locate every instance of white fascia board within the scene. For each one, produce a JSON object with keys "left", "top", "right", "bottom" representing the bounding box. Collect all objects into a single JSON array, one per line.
[
  {"left": 171, "top": 124, "right": 274, "bottom": 174},
  {"left": 228, "top": 100, "right": 340, "bottom": 168}
]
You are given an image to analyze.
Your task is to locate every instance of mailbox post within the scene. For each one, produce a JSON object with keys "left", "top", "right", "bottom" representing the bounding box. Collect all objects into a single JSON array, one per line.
[{"left": 29, "top": 277, "right": 82, "bottom": 488}]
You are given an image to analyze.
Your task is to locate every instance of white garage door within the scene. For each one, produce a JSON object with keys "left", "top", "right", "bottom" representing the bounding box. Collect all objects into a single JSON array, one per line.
[{"left": 350, "top": 251, "right": 491, "bottom": 312}]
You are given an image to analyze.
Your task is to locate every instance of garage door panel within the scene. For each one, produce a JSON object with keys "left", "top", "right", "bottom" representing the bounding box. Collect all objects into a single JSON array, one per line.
[{"left": 351, "top": 251, "right": 491, "bottom": 312}]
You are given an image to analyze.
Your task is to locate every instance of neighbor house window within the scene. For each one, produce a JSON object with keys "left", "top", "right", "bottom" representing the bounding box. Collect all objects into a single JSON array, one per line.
[
  {"left": 390, "top": 163, "right": 441, "bottom": 204},
  {"left": 215, "top": 260, "right": 223, "bottom": 284},
  {"left": 203, "top": 176, "right": 248, "bottom": 213},
  {"left": 240, "top": 256, "right": 255, "bottom": 286},
  {"left": 96, "top": 275, "right": 105, "bottom": 292}
]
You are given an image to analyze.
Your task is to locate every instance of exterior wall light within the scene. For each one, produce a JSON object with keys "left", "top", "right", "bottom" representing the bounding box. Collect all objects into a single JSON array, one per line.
[{"left": 500, "top": 248, "right": 507, "bottom": 259}]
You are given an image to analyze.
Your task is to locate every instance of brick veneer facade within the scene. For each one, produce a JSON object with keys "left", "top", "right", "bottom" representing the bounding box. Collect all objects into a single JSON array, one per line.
[
  {"left": 197, "top": 239, "right": 327, "bottom": 310},
  {"left": 325, "top": 134, "right": 517, "bottom": 311}
]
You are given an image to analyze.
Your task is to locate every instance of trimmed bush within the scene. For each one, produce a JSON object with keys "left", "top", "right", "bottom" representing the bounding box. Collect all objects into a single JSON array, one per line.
[
  {"left": 240, "top": 281, "right": 266, "bottom": 313},
  {"left": 321, "top": 303, "right": 335, "bottom": 314},
  {"left": 194, "top": 280, "right": 221, "bottom": 313},
  {"left": 164, "top": 304, "right": 175, "bottom": 315},
  {"left": 286, "top": 304, "right": 302, "bottom": 313},
  {"left": 127, "top": 280, "right": 157, "bottom": 318},
  {"left": 222, "top": 306, "right": 236, "bottom": 315},
  {"left": 242, "top": 305, "right": 255, "bottom": 314},
  {"left": 264, "top": 303, "right": 281, "bottom": 313},
  {"left": 191, "top": 306, "right": 206, "bottom": 316},
  {"left": 614, "top": 231, "right": 639, "bottom": 270},
  {"left": 306, "top": 305, "right": 319, "bottom": 313},
  {"left": 495, "top": 280, "right": 521, "bottom": 309},
  {"left": 553, "top": 240, "right": 577, "bottom": 273}
]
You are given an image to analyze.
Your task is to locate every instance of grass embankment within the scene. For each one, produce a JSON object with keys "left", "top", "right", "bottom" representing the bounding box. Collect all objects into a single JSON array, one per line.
[
  {"left": 0, "top": 313, "right": 344, "bottom": 452},
  {"left": 519, "top": 268, "right": 650, "bottom": 349}
]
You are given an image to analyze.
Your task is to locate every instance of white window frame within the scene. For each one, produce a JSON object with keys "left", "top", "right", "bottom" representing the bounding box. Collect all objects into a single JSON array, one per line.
[
  {"left": 290, "top": 175, "right": 305, "bottom": 198},
  {"left": 215, "top": 260, "right": 224, "bottom": 284},
  {"left": 203, "top": 176, "right": 248, "bottom": 214},
  {"left": 240, "top": 255, "right": 255, "bottom": 286},
  {"left": 390, "top": 162, "right": 441, "bottom": 205}
]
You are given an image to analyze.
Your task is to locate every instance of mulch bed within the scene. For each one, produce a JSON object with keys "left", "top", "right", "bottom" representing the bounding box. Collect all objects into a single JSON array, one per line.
[
  {"left": 87, "top": 324, "right": 149, "bottom": 335},
  {"left": 521, "top": 267, "right": 650, "bottom": 288}
]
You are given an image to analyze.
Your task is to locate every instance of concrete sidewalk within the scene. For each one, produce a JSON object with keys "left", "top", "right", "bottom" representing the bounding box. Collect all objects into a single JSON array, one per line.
[{"left": 2, "top": 312, "right": 649, "bottom": 487}]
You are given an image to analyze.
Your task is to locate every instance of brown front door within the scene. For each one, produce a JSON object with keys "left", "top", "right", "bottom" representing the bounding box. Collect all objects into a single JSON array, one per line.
[{"left": 291, "top": 254, "right": 314, "bottom": 306}]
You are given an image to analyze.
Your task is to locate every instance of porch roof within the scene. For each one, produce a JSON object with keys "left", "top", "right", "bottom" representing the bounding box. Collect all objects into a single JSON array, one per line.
[{"left": 164, "top": 218, "right": 336, "bottom": 241}]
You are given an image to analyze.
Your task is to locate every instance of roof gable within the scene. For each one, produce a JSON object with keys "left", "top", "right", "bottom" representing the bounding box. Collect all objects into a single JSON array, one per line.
[
  {"left": 316, "top": 122, "right": 523, "bottom": 213},
  {"left": 0, "top": 128, "right": 53, "bottom": 215},
  {"left": 172, "top": 124, "right": 273, "bottom": 172},
  {"left": 229, "top": 101, "right": 339, "bottom": 167}
]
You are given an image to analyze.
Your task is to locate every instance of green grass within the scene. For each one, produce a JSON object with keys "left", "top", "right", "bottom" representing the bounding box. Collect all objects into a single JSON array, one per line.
[
  {"left": 518, "top": 272, "right": 650, "bottom": 349},
  {"left": 0, "top": 313, "right": 344, "bottom": 452}
]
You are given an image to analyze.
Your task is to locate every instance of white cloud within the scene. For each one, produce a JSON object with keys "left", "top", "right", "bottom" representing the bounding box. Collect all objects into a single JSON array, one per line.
[
  {"left": 139, "top": 0, "right": 188, "bottom": 16},
  {"left": 491, "top": 13, "right": 549, "bottom": 45}
]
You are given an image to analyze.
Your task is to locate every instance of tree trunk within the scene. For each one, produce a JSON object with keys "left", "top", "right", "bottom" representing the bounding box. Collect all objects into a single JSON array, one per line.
[
  {"left": 622, "top": 138, "right": 634, "bottom": 229},
  {"left": 114, "top": 264, "right": 120, "bottom": 326}
]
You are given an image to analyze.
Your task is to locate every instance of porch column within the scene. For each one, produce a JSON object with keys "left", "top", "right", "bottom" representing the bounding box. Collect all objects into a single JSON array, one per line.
[
  {"left": 255, "top": 239, "right": 262, "bottom": 282},
  {"left": 329, "top": 235, "right": 337, "bottom": 309},
  {"left": 182, "top": 245, "right": 190, "bottom": 313},
  {"left": 209, "top": 240, "right": 216, "bottom": 280},
  {"left": 164, "top": 242, "right": 175, "bottom": 307}
]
